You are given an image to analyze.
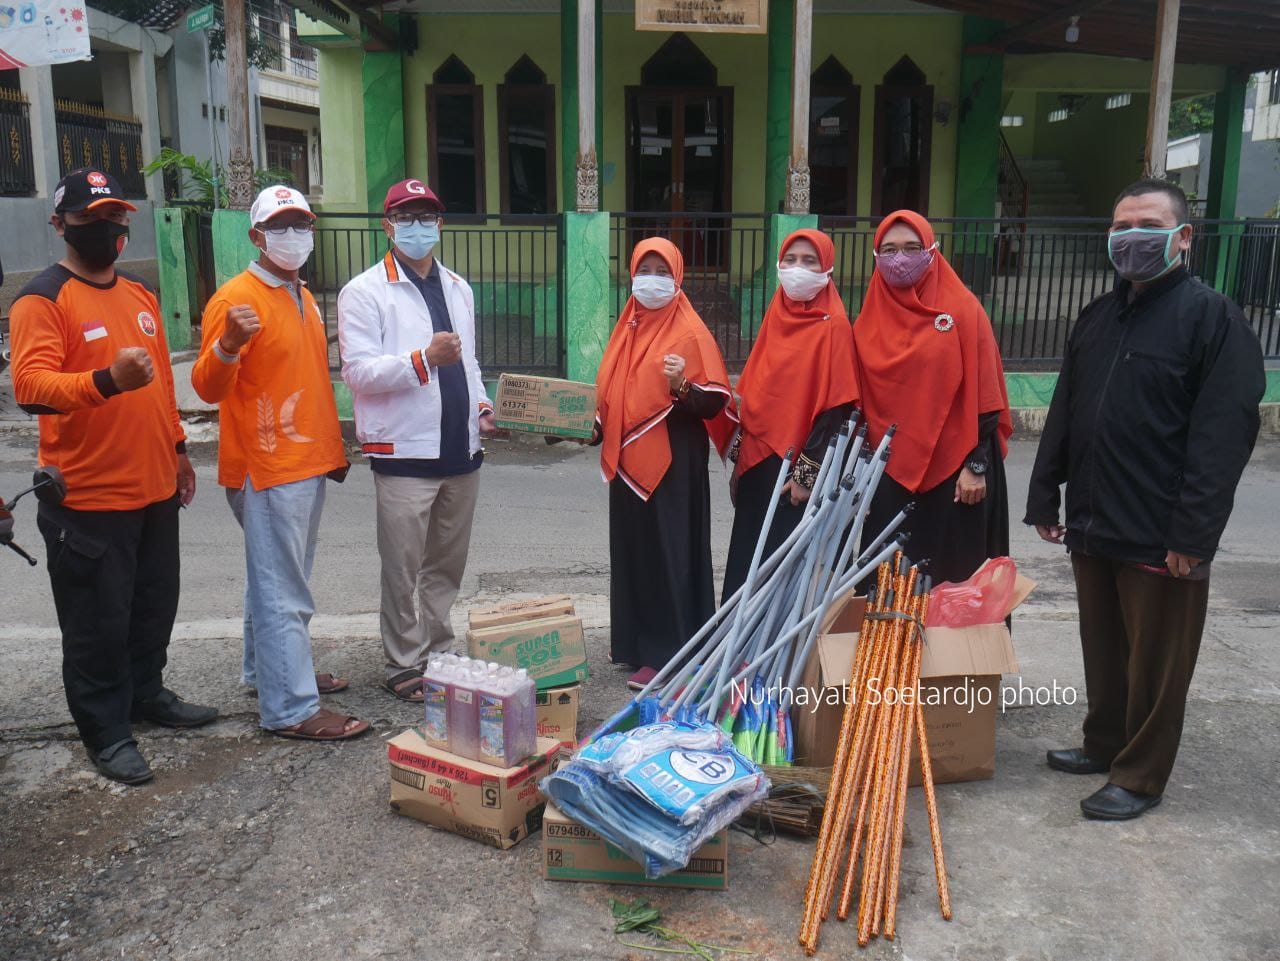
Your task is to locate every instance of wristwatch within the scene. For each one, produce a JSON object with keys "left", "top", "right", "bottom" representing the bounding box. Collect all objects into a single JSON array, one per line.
[{"left": 965, "top": 459, "right": 988, "bottom": 476}]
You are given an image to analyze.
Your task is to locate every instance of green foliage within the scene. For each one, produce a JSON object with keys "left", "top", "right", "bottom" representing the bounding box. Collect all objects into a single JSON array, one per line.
[
  {"left": 1170, "top": 95, "right": 1216, "bottom": 139},
  {"left": 143, "top": 148, "right": 297, "bottom": 210},
  {"left": 609, "top": 898, "right": 753, "bottom": 960}
]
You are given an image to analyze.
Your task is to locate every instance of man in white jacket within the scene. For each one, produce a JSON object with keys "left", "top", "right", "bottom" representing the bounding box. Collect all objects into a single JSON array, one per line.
[{"left": 338, "top": 178, "right": 495, "bottom": 701}]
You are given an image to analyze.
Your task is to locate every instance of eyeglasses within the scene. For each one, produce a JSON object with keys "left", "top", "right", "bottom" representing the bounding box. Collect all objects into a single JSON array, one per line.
[
  {"left": 389, "top": 212, "right": 441, "bottom": 227},
  {"left": 258, "top": 222, "right": 315, "bottom": 236},
  {"left": 875, "top": 243, "right": 925, "bottom": 256}
]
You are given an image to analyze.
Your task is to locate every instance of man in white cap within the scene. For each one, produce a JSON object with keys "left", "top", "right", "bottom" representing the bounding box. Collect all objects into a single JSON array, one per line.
[{"left": 192, "top": 185, "right": 368, "bottom": 742}]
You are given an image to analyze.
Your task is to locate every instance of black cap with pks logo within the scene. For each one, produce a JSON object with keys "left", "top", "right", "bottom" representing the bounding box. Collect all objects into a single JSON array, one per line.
[{"left": 53, "top": 168, "right": 139, "bottom": 214}]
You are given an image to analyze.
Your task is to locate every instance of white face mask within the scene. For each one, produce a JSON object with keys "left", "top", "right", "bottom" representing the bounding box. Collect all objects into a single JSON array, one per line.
[
  {"left": 632, "top": 274, "right": 678, "bottom": 310},
  {"left": 260, "top": 229, "right": 314, "bottom": 271},
  {"left": 777, "top": 264, "right": 831, "bottom": 303}
]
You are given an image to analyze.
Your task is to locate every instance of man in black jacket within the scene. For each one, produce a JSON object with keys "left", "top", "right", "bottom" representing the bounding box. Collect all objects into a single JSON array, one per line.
[{"left": 1025, "top": 178, "right": 1264, "bottom": 820}]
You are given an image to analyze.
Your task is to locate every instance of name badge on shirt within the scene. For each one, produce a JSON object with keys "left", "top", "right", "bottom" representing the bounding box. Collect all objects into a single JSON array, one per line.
[{"left": 82, "top": 321, "right": 107, "bottom": 342}]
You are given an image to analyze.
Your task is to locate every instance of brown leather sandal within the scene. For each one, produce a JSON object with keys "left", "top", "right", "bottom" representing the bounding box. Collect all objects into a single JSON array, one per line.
[
  {"left": 272, "top": 708, "right": 370, "bottom": 741},
  {"left": 315, "top": 673, "right": 349, "bottom": 695},
  {"left": 381, "top": 669, "right": 425, "bottom": 703}
]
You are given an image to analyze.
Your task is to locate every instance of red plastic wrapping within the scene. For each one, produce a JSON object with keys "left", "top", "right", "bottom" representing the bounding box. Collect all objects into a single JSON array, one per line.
[{"left": 926, "top": 557, "right": 1018, "bottom": 628}]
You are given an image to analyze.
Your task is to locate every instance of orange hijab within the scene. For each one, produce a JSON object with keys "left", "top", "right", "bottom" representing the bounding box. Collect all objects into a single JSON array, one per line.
[
  {"left": 596, "top": 238, "right": 737, "bottom": 500},
  {"left": 735, "top": 229, "right": 858, "bottom": 477},
  {"left": 852, "top": 210, "right": 1012, "bottom": 493}
]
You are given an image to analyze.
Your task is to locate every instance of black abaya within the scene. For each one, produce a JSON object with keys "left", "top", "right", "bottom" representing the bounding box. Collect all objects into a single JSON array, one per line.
[{"left": 608, "top": 387, "right": 728, "bottom": 669}]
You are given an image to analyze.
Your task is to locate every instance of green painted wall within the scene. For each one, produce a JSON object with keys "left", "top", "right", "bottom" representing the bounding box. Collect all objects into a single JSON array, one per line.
[
  {"left": 564, "top": 211, "right": 611, "bottom": 381},
  {"left": 319, "top": 48, "right": 368, "bottom": 211},
  {"left": 153, "top": 207, "right": 195, "bottom": 349},
  {"left": 1032, "top": 91, "right": 1146, "bottom": 217},
  {"left": 763, "top": 0, "right": 792, "bottom": 215},
  {"left": 1004, "top": 369, "right": 1280, "bottom": 410},
  {"left": 999, "top": 89, "right": 1037, "bottom": 157},
  {"left": 210, "top": 210, "right": 258, "bottom": 289},
  {"left": 403, "top": 14, "right": 565, "bottom": 200},
  {"left": 1003, "top": 53, "right": 1223, "bottom": 97},
  {"left": 1207, "top": 72, "right": 1248, "bottom": 220},
  {"left": 363, "top": 41, "right": 407, "bottom": 213}
]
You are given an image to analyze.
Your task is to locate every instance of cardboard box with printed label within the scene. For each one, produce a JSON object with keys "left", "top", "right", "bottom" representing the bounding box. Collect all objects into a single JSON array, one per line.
[
  {"left": 542, "top": 803, "right": 729, "bottom": 890},
  {"left": 387, "top": 729, "right": 561, "bottom": 850},
  {"left": 468, "top": 595, "right": 576, "bottom": 632},
  {"left": 467, "top": 614, "right": 590, "bottom": 690},
  {"left": 793, "top": 567, "right": 1034, "bottom": 785},
  {"left": 494, "top": 374, "right": 597, "bottom": 440},
  {"left": 535, "top": 683, "right": 580, "bottom": 749}
]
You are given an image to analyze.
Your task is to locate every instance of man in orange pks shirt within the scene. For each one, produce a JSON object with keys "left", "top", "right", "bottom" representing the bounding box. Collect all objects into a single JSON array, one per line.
[
  {"left": 9, "top": 168, "right": 217, "bottom": 786},
  {"left": 192, "top": 185, "right": 368, "bottom": 743}
]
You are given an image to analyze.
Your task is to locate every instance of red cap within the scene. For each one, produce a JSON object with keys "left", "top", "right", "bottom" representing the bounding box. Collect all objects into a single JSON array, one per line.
[{"left": 383, "top": 178, "right": 444, "bottom": 214}]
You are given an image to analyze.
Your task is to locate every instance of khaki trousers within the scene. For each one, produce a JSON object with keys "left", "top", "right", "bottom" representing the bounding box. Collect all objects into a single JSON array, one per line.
[
  {"left": 1071, "top": 552, "right": 1209, "bottom": 796},
  {"left": 374, "top": 470, "right": 481, "bottom": 681}
]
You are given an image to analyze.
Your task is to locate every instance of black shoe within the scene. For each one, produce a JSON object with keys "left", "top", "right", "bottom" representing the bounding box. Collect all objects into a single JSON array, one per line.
[
  {"left": 1080, "top": 782, "right": 1162, "bottom": 821},
  {"left": 133, "top": 688, "right": 218, "bottom": 728},
  {"left": 86, "top": 739, "right": 154, "bottom": 785},
  {"left": 1047, "top": 747, "right": 1110, "bottom": 775}
]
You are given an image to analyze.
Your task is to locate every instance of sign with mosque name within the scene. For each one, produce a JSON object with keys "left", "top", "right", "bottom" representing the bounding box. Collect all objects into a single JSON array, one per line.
[{"left": 636, "top": 0, "right": 767, "bottom": 35}]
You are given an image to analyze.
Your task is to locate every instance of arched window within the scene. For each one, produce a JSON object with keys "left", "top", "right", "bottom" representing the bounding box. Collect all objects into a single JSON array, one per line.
[
  {"left": 427, "top": 55, "right": 485, "bottom": 214},
  {"left": 810, "top": 56, "right": 860, "bottom": 217},
  {"left": 498, "top": 55, "right": 556, "bottom": 216}
]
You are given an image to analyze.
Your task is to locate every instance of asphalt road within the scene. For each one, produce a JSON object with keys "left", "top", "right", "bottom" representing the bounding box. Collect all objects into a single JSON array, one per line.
[{"left": 1, "top": 428, "right": 1277, "bottom": 961}]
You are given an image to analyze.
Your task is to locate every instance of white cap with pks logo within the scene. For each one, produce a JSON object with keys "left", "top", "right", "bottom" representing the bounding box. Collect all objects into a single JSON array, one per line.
[{"left": 249, "top": 185, "right": 315, "bottom": 227}]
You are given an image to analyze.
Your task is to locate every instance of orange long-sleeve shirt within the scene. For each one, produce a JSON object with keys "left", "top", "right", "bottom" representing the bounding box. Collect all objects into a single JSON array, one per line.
[
  {"left": 191, "top": 265, "right": 346, "bottom": 491},
  {"left": 9, "top": 265, "right": 185, "bottom": 511}
]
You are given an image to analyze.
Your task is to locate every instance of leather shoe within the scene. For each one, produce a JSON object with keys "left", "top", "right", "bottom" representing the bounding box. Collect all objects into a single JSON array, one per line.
[
  {"left": 1047, "top": 747, "right": 1109, "bottom": 775},
  {"left": 86, "top": 739, "right": 153, "bottom": 785},
  {"left": 1080, "top": 782, "right": 1162, "bottom": 820},
  {"left": 133, "top": 688, "right": 218, "bottom": 728}
]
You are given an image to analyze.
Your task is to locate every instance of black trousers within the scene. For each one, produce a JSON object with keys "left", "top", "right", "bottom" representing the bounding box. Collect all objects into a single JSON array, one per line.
[
  {"left": 1071, "top": 552, "right": 1209, "bottom": 796},
  {"left": 37, "top": 494, "right": 180, "bottom": 751}
]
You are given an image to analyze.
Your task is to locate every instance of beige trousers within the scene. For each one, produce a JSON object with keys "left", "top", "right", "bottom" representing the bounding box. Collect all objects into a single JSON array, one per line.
[{"left": 373, "top": 469, "right": 481, "bottom": 681}]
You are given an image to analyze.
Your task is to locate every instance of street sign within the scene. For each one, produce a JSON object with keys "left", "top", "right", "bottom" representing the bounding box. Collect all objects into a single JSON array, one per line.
[{"left": 187, "top": 4, "right": 215, "bottom": 33}]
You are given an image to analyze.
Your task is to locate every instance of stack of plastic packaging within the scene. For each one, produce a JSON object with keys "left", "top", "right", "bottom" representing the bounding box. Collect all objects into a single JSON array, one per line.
[
  {"left": 421, "top": 653, "right": 537, "bottom": 767},
  {"left": 540, "top": 720, "right": 770, "bottom": 878}
]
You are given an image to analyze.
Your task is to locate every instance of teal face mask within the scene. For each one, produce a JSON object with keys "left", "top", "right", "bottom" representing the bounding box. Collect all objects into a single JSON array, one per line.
[
  {"left": 1107, "top": 225, "right": 1187, "bottom": 283},
  {"left": 394, "top": 222, "right": 440, "bottom": 261}
]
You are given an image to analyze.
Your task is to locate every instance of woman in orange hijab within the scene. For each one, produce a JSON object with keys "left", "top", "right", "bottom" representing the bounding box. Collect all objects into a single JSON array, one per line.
[
  {"left": 724, "top": 228, "right": 859, "bottom": 601},
  {"left": 593, "top": 238, "right": 737, "bottom": 677},
  {"left": 852, "top": 210, "right": 1013, "bottom": 585}
]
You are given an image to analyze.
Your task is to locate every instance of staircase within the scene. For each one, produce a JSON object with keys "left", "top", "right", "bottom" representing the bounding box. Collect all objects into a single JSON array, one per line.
[{"left": 1017, "top": 157, "right": 1089, "bottom": 218}]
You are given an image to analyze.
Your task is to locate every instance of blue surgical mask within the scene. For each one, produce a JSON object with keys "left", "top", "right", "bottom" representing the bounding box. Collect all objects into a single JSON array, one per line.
[
  {"left": 394, "top": 222, "right": 440, "bottom": 261},
  {"left": 1107, "top": 225, "right": 1186, "bottom": 283}
]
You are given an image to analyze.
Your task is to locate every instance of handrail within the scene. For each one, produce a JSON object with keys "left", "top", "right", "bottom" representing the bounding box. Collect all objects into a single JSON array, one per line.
[{"left": 997, "top": 130, "right": 1029, "bottom": 221}]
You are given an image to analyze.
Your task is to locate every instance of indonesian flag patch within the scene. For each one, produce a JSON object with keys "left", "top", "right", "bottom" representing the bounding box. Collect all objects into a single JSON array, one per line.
[{"left": 82, "top": 320, "right": 107, "bottom": 343}]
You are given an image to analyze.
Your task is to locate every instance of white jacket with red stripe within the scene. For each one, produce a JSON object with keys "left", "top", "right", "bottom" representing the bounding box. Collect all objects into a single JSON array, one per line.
[{"left": 337, "top": 252, "right": 491, "bottom": 460}]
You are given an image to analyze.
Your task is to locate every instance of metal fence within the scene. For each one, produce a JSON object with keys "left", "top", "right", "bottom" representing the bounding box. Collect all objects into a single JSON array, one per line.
[
  {"left": 821, "top": 216, "right": 1280, "bottom": 366},
  {"left": 0, "top": 86, "right": 35, "bottom": 196},
  {"left": 54, "top": 99, "right": 146, "bottom": 197},
  {"left": 302, "top": 213, "right": 564, "bottom": 376},
  {"left": 610, "top": 212, "right": 769, "bottom": 369}
]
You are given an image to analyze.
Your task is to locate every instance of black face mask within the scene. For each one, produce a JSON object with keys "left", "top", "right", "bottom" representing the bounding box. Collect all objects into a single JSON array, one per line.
[{"left": 62, "top": 220, "right": 129, "bottom": 270}]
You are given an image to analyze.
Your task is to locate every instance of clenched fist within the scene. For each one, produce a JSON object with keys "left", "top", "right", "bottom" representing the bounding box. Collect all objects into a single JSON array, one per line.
[
  {"left": 110, "top": 347, "right": 154, "bottom": 392},
  {"left": 425, "top": 331, "right": 462, "bottom": 367},
  {"left": 220, "top": 305, "right": 261, "bottom": 354}
]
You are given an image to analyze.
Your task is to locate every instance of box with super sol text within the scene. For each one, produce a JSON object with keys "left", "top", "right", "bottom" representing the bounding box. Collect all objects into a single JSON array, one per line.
[
  {"left": 466, "top": 614, "right": 590, "bottom": 691},
  {"left": 493, "top": 373, "right": 597, "bottom": 440}
]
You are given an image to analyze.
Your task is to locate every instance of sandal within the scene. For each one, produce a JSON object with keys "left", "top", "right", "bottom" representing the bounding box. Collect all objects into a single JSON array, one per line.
[
  {"left": 381, "top": 669, "right": 425, "bottom": 703},
  {"left": 271, "top": 708, "right": 370, "bottom": 741},
  {"left": 316, "top": 672, "right": 349, "bottom": 695}
]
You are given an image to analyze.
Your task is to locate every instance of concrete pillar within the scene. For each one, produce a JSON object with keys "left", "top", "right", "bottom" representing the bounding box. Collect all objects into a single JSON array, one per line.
[
  {"left": 362, "top": 41, "right": 405, "bottom": 212},
  {"left": 763, "top": 0, "right": 793, "bottom": 216},
  {"left": 130, "top": 41, "right": 164, "bottom": 201},
  {"left": 1206, "top": 71, "right": 1247, "bottom": 221},
  {"left": 18, "top": 66, "right": 60, "bottom": 196},
  {"left": 564, "top": 211, "right": 611, "bottom": 381}
]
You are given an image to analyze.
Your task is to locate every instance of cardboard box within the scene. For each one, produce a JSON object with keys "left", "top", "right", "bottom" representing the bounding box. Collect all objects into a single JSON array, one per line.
[
  {"left": 535, "top": 683, "right": 581, "bottom": 749},
  {"left": 388, "top": 729, "right": 561, "bottom": 849},
  {"left": 468, "top": 595, "right": 576, "bottom": 632},
  {"left": 467, "top": 614, "right": 590, "bottom": 690},
  {"left": 494, "top": 374, "right": 597, "bottom": 439},
  {"left": 794, "top": 569, "right": 1034, "bottom": 785},
  {"left": 542, "top": 803, "right": 729, "bottom": 890}
]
